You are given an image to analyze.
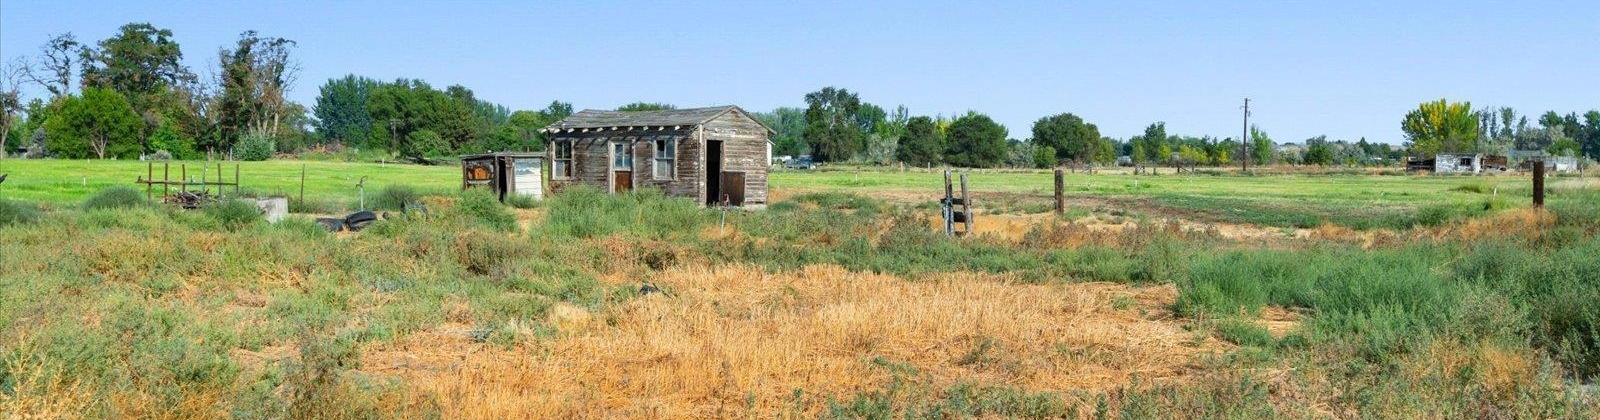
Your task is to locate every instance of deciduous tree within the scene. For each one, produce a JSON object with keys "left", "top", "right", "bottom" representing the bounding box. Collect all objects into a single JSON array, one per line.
[
  {"left": 896, "top": 116, "right": 943, "bottom": 167},
  {"left": 1401, "top": 99, "right": 1478, "bottom": 156},
  {"left": 42, "top": 88, "right": 143, "bottom": 159},
  {"left": 944, "top": 112, "right": 1008, "bottom": 168},
  {"left": 1030, "top": 113, "right": 1100, "bottom": 164},
  {"left": 801, "top": 87, "right": 863, "bottom": 162},
  {"left": 314, "top": 75, "right": 380, "bottom": 146}
]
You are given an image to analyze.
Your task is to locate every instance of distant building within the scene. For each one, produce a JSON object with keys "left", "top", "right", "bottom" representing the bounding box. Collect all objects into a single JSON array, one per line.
[
  {"left": 1430, "top": 153, "right": 1508, "bottom": 174},
  {"left": 540, "top": 105, "right": 774, "bottom": 207}
]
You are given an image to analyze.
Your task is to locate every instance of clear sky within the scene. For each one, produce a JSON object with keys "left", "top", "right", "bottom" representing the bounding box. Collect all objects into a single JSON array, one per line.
[{"left": 2, "top": 0, "right": 1596, "bottom": 144}]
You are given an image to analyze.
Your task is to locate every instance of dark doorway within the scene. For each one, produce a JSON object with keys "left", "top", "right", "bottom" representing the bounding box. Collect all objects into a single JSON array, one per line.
[{"left": 706, "top": 140, "right": 723, "bottom": 205}]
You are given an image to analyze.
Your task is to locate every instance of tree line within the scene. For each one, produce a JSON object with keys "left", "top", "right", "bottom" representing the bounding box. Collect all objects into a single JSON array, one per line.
[{"left": 3, "top": 23, "right": 1595, "bottom": 168}]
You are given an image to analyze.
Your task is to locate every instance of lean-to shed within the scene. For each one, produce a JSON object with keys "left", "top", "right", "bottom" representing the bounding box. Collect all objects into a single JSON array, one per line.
[{"left": 540, "top": 106, "right": 773, "bottom": 207}]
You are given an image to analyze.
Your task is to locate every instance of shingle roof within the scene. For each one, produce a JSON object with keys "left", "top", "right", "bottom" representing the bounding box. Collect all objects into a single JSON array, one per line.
[{"left": 541, "top": 105, "right": 774, "bottom": 134}]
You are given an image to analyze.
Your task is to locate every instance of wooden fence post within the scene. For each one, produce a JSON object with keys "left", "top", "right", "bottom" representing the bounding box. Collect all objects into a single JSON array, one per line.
[
  {"left": 1054, "top": 168, "right": 1064, "bottom": 215},
  {"left": 1533, "top": 160, "right": 1546, "bottom": 207}
]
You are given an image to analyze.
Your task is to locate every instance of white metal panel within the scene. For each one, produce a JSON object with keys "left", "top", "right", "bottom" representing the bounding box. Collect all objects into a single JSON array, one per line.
[{"left": 513, "top": 157, "right": 543, "bottom": 200}]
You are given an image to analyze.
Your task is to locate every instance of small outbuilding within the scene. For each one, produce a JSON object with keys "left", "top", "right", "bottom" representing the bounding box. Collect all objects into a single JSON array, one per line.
[
  {"left": 461, "top": 152, "right": 544, "bottom": 202},
  {"left": 540, "top": 106, "right": 773, "bottom": 207}
]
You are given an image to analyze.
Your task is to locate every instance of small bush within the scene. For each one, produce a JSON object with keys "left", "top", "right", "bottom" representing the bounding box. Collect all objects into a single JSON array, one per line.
[
  {"left": 456, "top": 189, "right": 517, "bottom": 232},
  {"left": 236, "top": 132, "right": 276, "bottom": 161},
  {"left": 205, "top": 199, "right": 265, "bottom": 231},
  {"left": 372, "top": 184, "right": 420, "bottom": 210},
  {"left": 82, "top": 186, "right": 149, "bottom": 210},
  {"left": 506, "top": 193, "right": 539, "bottom": 209},
  {"left": 0, "top": 198, "right": 41, "bottom": 226}
]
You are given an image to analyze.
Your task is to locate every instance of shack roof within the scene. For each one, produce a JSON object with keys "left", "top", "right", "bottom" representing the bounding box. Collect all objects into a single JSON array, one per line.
[{"left": 541, "top": 105, "right": 775, "bottom": 135}]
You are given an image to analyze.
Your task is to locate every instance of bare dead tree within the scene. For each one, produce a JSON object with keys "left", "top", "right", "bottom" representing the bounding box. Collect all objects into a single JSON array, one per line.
[{"left": 21, "top": 32, "right": 81, "bottom": 98}]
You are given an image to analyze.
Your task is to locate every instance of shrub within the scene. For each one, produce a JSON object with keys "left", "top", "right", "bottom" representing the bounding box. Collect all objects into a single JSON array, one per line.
[
  {"left": 82, "top": 186, "right": 149, "bottom": 210},
  {"left": 205, "top": 199, "right": 264, "bottom": 231},
  {"left": 0, "top": 198, "right": 41, "bottom": 226},
  {"left": 456, "top": 189, "right": 518, "bottom": 232},
  {"left": 236, "top": 132, "right": 276, "bottom": 161},
  {"left": 372, "top": 184, "right": 420, "bottom": 210}
]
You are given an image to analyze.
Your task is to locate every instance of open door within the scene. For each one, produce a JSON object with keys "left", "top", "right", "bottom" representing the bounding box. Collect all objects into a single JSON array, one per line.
[
  {"left": 705, "top": 140, "right": 723, "bottom": 205},
  {"left": 611, "top": 141, "right": 633, "bottom": 193}
]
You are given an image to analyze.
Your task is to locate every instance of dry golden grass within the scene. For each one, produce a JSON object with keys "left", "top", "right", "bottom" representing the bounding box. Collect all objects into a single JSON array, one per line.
[{"left": 357, "top": 264, "right": 1222, "bottom": 418}]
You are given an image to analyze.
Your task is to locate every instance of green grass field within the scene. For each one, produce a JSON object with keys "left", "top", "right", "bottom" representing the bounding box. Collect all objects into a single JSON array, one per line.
[
  {"left": 0, "top": 159, "right": 459, "bottom": 207},
  {"left": 0, "top": 159, "right": 1562, "bottom": 230}
]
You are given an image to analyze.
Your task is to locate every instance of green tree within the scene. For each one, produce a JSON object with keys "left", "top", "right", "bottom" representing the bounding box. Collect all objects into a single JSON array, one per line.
[
  {"left": 79, "top": 23, "right": 194, "bottom": 121},
  {"left": 1032, "top": 145, "right": 1057, "bottom": 168},
  {"left": 365, "top": 79, "right": 482, "bottom": 159},
  {"left": 1303, "top": 136, "right": 1334, "bottom": 165},
  {"left": 896, "top": 116, "right": 944, "bottom": 166},
  {"left": 755, "top": 107, "right": 807, "bottom": 156},
  {"left": 1250, "top": 126, "right": 1273, "bottom": 165},
  {"left": 1582, "top": 110, "right": 1600, "bottom": 160},
  {"left": 616, "top": 102, "right": 675, "bottom": 112},
  {"left": 1134, "top": 122, "right": 1167, "bottom": 162},
  {"left": 1401, "top": 99, "right": 1479, "bottom": 156},
  {"left": 42, "top": 88, "right": 143, "bottom": 159},
  {"left": 944, "top": 112, "right": 1008, "bottom": 168},
  {"left": 314, "top": 75, "right": 380, "bottom": 147},
  {"left": 1031, "top": 113, "right": 1101, "bottom": 163},
  {"left": 802, "top": 87, "right": 863, "bottom": 162},
  {"left": 147, "top": 118, "right": 197, "bottom": 159},
  {"left": 216, "top": 31, "right": 296, "bottom": 148},
  {"left": 1093, "top": 137, "right": 1117, "bottom": 165}
]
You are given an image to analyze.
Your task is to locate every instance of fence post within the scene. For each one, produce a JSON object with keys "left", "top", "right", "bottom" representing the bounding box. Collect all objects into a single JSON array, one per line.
[
  {"left": 1533, "top": 160, "right": 1546, "bottom": 207},
  {"left": 1054, "top": 168, "right": 1064, "bottom": 215}
]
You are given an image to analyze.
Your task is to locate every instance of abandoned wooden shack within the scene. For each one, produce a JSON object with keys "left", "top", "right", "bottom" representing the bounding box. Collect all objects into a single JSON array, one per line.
[
  {"left": 540, "top": 105, "right": 773, "bottom": 207},
  {"left": 460, "top": 152, "right": 544, "bottom": 201}
]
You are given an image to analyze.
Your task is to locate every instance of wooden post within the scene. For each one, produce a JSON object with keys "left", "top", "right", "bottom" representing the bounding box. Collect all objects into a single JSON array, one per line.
[
  {"left": 163, "top": 163, "right": 170, "bottom": 198},
  {"left": 943, "top": 170, "right": 954, "bottom": 236},
  {"left": 1054, "top": 168, "right": 1064, "bottom": 215},
  {"left": 181, "top": 164, "right": 187, "bottom": 192},
  {"left": 234, "top": 164, "right": 240, "bottom": 196},
  {"left": 1533, "top": 160, "right": 1546, "bottom": 207},
  {"left": 146, "top": 162, "right": 154, "bottom": 199},
  {"left": 960, "top": 173, "right": 972, "bottom": 235}
]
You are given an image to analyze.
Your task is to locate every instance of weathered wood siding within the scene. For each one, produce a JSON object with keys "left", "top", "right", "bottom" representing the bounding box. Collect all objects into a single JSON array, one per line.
[
  {"left": 544, "top": 107, "right": 768, "bottom": 206},
  {"left": 547, "top": 130, "right": 701, "bottom": 199},
  {"left": 702, "top": 109, "right": 770, "bottom": 205}
]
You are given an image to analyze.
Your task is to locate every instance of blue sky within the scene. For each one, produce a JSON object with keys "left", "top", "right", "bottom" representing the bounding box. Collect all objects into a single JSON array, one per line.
[{"left": 2, "top": 0, "right": 1596, "bottom": 144}]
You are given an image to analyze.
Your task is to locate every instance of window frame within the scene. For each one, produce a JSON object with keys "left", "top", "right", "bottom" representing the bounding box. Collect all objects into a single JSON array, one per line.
[
  {"left": 612, "top": 141, "right": 634, "bottom": 171},
  {"left": 653, "top": 138, "right": 676, "bottom": 180},
  {"left": 552, "top": 139, "right": 574, "bottom": 179}
]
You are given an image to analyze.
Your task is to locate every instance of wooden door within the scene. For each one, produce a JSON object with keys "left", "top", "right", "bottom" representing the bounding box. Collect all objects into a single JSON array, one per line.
[
  {"left": 719, "top": 171, "right": 745, "bottom": 206},
  {"left": 611, "top": 141, "right": 633, "bottom": 193},
  {"left": 614, "top": 171, "right": 632, "bottom": 193}
]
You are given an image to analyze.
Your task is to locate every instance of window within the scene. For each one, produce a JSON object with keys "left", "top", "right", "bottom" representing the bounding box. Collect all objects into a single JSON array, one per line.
[
  {"left": 612, "top": 142, "right": 633, "bottom": 170},
  {"left": 654, "top": 138, "right": 676, "bottom": 179},
  {"left": 553, "top": 140, "right": 573, "bottom": 178}
]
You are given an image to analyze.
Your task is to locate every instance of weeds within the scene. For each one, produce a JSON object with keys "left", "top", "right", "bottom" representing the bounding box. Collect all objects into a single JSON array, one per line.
[{"left": 0, "top": 198, "right": 40, "bottom": 226}]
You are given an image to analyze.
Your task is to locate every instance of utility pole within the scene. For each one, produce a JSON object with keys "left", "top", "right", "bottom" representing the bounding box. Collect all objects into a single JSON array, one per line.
[{"left": 1241, "top": 98, "right": 1251, "bottom": 173}]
